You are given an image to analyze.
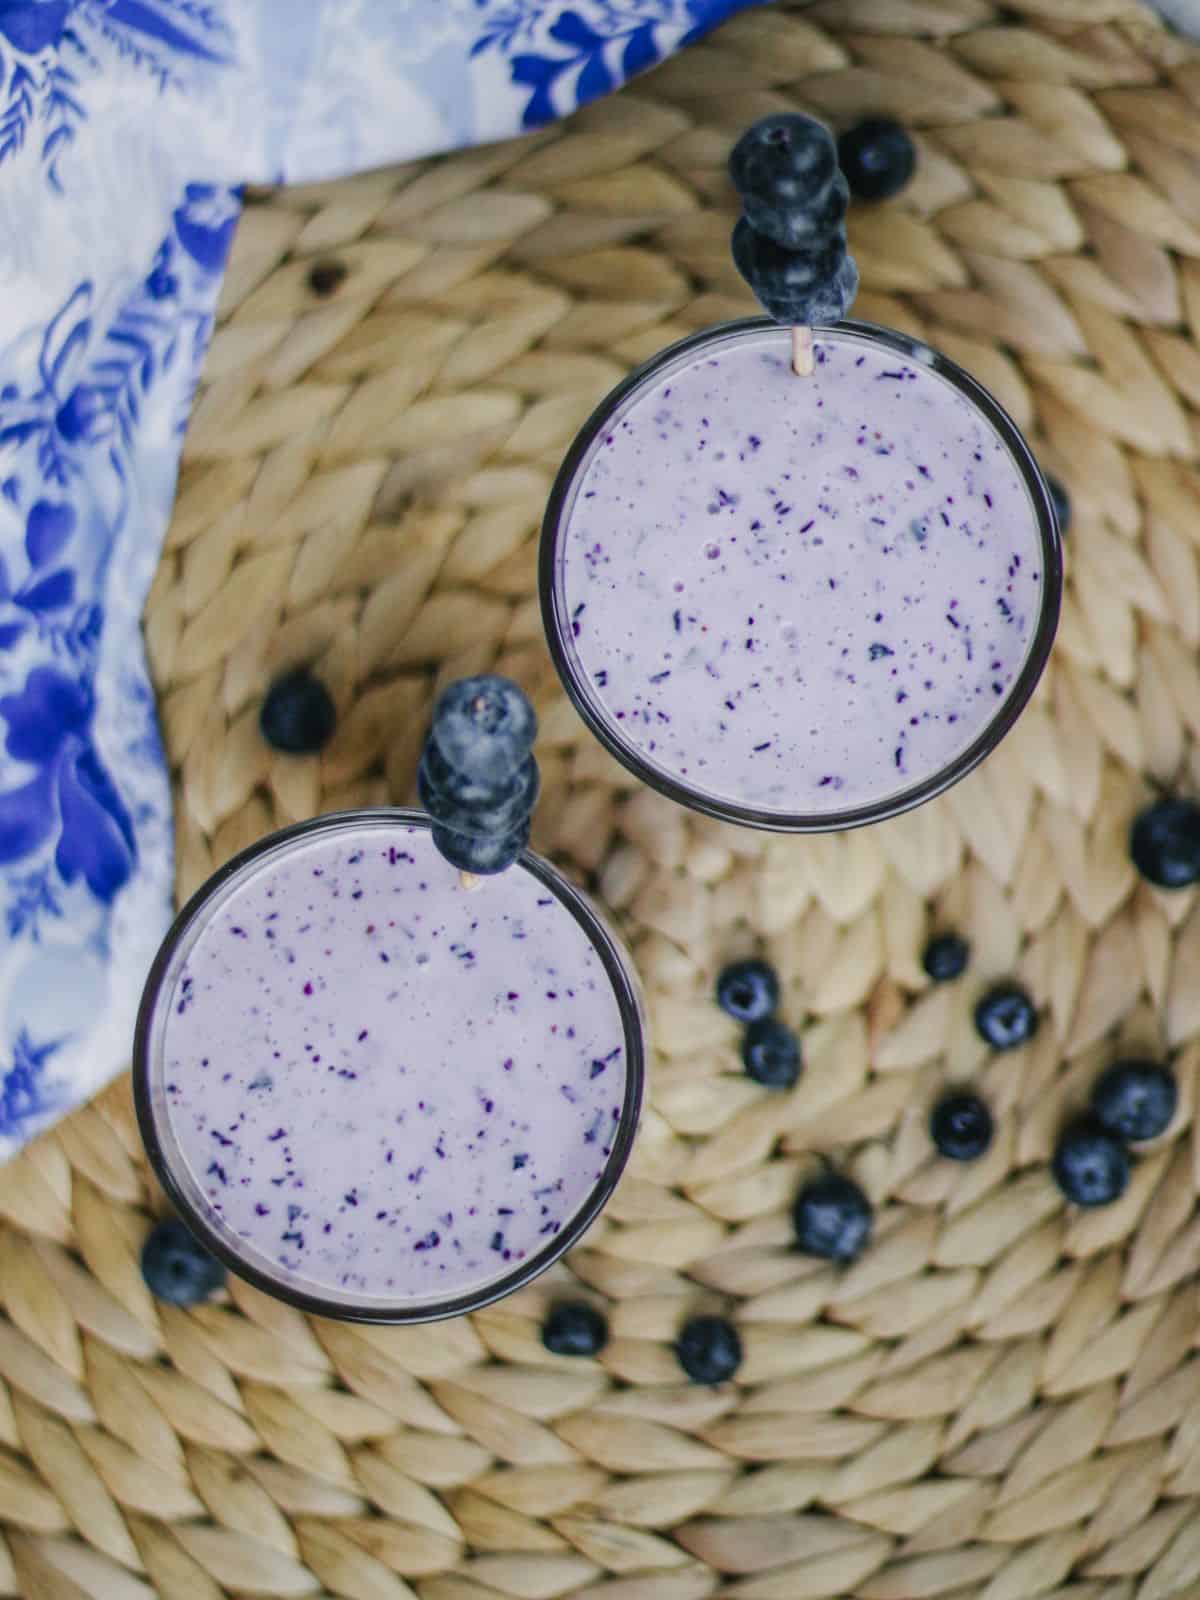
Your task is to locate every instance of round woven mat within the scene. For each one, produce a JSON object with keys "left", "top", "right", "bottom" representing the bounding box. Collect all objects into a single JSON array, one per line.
[{"left": 5, "top": 3, "right": 1200, "bottom": 1597}]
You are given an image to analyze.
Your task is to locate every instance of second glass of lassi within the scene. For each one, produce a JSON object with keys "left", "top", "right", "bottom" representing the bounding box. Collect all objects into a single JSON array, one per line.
[{"left": 134, "top": 809, "right": 644, "bottom": 1323}]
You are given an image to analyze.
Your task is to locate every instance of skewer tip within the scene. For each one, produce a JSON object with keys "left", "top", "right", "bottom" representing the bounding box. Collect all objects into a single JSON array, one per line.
[{"left": 791, "top": 325, "right": 814, "bottom": 377}]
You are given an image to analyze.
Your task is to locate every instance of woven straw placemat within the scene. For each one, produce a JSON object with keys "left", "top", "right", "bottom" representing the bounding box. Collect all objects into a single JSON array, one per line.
[{"left": 5, "top": 3, "right": 1200, "bottom": 1597}]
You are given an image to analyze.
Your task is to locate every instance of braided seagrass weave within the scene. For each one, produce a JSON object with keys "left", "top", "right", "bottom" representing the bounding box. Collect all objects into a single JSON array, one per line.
[{"left": 5, "top": 2, "right": 1200, "bottom": 1596}]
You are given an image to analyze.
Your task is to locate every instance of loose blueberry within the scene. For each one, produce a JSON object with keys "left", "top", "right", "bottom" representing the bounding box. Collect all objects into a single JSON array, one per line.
[
  {"left": 141, "top": 1217, "right": 226, "bottom": 1306},
  {"left": 1052, "top": 1117, "right": 1131, "bottom": 1208},
  {"left": 793, "top": 1173, "right": 873, "bottom": 1263},
  {"left": 432, "top": 675, "right": 537, "bottom": 786},
  {"left": 930, "top": 1092, "right": 993, "bottom": 1161},
  {"left": 430, "top": 818, "right": 529, "bottom": 876},
  {"left": 716, "top": 958, "right": 780, "bottom": 1023},
  {"left": 1090, "top": 1060, "right": 1177, "bottom": 1143},
  {"left": 922, "top": 932, "right": 969, "bottom": 983},
  {"left": 419, "top": 745, "right": 539, "bottom": 837},
  {"left": 259, "top": 669, "right": 336, "bottom": 754},
  {"left": 542, "top": 1301, "right": 608, "bottom": 1356},
  {"left": 1046, "top": 474, "right": 1071, "bottom": 539},
  {"left": 837, "top": 117, "right": 917, "bottom": 202},
  {"left": 676, "top": 1314, "right": 742, "bottom": 1384},
  {"left": 741, "top": 1017, "right": 801, "bottom": 1090},
  {"left": 1130, "top": 798, "right": 1200, "bottom": 890},
  {"left": 732, "top": 218, "right": 858, "bottom": 326},
  {"left": 974, "top": 983, "right": 1038, "bottom": 1051}
]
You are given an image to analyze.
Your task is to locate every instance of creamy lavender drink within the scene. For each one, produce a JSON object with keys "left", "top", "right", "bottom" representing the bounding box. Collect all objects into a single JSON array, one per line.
[
  {"left": 135, "top": 811, "right": 643, "bottom": 1322},
  {"left": 541, "top": 320, "right": 1061, "bottom": 830}
]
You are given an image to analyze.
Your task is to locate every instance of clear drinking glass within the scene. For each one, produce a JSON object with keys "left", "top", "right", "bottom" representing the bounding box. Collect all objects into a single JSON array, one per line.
[
  {"left": 135, "top": 809, "right": 645, "bottom": 1324},
  {"left": 541, "top": 317, "right": 1062, "bottom": 832}
]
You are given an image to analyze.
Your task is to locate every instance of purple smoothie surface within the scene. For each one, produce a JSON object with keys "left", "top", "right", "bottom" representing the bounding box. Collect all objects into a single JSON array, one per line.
[
  {"left": 154, "top": 821, "right": 630, "bottom": 1306},
  {"left": 554, "top": 327, "right": 1046, "bottom": 815}
]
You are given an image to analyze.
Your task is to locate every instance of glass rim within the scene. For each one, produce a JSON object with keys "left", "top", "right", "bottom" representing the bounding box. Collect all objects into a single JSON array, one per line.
[
  {"left": 539, "top": 316, "right": 1064, "bottom": 833},
  {"left": 133, "top": 807, "right": 646, "bottom": 1325}
]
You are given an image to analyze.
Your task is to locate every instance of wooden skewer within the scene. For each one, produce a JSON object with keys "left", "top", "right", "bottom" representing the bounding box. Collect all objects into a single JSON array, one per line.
[{"left": 791, "top": 325, "right": 814, "bottom": 376}]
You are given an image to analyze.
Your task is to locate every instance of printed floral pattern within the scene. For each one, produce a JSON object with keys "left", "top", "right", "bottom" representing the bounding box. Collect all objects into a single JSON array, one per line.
[
  {"left": 0, "top": 1, "right": 234, "bottom": 187},
  {"left": 472, "top": 2, "right": 726, "bottom": 127},
  {"left": 0, "top": 0, "right": 754, "bottom": 1156}
]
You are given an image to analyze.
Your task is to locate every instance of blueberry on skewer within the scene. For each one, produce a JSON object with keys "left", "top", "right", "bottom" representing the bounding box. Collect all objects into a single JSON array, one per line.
[
  {"left": 728, "top": 113, "right": 858, "bottom": 374},
  {"left": 421, "top": 675, "right": 539, "bottom": 877}
]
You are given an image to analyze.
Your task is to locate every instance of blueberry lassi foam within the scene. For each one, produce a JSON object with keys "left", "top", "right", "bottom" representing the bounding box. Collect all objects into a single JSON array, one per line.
[
  {"left": 550, "top": 325, "right": 1050, "bottom": 818},
  {"left": 146, "top": 818, "right": 634, "bottom": 1310}
]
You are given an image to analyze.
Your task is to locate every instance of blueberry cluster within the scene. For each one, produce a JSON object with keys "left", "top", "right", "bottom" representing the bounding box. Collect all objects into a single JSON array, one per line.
[
  {"left": 1053, "top": 1059, "right": 1177, "bottom": 1208},
  {"left": 420, "top": 676, "right": 540, "bottom": 876},
  {"left": 728, "top": 114, "right": 858, "bottom": 328},
  {"left": 715, "top": 958, "right": 801, "bottom": 1089}
]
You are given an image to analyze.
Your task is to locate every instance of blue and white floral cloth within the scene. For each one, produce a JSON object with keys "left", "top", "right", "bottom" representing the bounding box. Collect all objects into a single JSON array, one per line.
[{"left": 0, "top": 0, "right": 752, "bottom": 1159}]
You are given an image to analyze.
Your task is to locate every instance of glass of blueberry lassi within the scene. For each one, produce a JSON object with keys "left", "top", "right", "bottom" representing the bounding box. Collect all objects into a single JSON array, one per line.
[
  {"left": 134, "top": 805, "right": 644, "bottom": 1323},
  {"left": 541, "top": 317, "right": 1061, "bottom": 831},
  {"left": 539, "top": 116, "right": 1062, "bottom": 832}
]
